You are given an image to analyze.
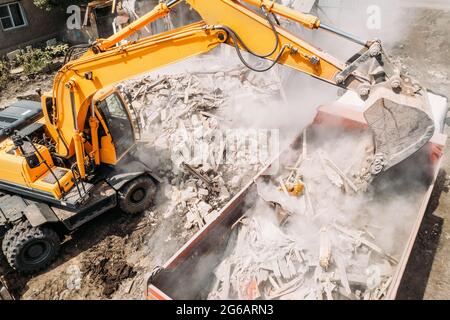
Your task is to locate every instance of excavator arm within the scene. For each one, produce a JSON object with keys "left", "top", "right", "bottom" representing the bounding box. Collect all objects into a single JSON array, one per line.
[
  {"left": 46, "top": 0, "right": 434, "bottom": 179},
  {"left": 47, "top": 21, "right": 225, "bottom": 177}
]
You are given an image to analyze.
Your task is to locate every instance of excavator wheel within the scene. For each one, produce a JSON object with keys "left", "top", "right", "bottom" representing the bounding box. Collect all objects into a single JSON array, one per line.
[
  {"left": 119, "top": 176, "right": 156, "bottom": 214},
  {"left": 2, "top": 221, "right": 60, "bottom": 274}
]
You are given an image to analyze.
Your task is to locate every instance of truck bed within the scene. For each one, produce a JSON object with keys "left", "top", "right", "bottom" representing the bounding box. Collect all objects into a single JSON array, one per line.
[{"left": 146, "top": 93, "right": 448, "bottom": 300}]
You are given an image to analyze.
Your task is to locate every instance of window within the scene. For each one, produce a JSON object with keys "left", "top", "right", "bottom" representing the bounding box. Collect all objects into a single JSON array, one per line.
[
  {"left": 0, "top": 2, "right": 27, "bottom": 31},
  {"left": 103, "top": 94, "right": 129, "bottom": 121},
  {"left": 98, "top": 93, "right": 135, "bottom": 156}
]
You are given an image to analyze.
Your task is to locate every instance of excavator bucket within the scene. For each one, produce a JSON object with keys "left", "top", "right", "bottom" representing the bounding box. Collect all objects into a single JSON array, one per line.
[
  {"left": 363, "top": 84, "right": 435, "bottom": 175},
  {"left": 336, "top": 42, "right": 436, "bottom": 175}
]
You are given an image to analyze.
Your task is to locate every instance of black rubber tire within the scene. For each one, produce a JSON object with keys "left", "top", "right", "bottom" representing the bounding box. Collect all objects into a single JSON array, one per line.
[
  {"left": 1, "top": 221, "right": 60, "bottom": 274},
  {"left": 119, "top": 176, "right": 156, "bottom": 214}
]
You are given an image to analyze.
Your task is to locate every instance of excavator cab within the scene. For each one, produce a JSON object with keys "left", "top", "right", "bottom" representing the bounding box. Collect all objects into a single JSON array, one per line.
[
  {"left": 89, "top": 87, "right": 141, "bottom": 165},
  {"left": 97, "top": 91, "right": 136, "bottom": 157}
]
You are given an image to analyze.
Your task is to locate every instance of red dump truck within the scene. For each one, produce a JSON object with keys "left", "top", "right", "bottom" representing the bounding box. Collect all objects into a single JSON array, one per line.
[{"left": 146, "top": 91, "right": 448, "bottom": 300}]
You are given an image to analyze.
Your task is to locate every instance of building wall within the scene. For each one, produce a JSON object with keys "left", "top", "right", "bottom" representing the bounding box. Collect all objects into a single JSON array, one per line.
[{"left": 0, "top": 0, "right": 66, "bottom": 55}]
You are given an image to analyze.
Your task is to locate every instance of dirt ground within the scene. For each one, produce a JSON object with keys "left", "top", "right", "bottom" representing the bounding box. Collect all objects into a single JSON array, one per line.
[
  {"left": 0, "top": 7, "right": 449, "bottom": 300},
  {"left": 0, "top": 73, "right": 54, "bottom": 107},
  {"left": 390, "top": 8, "right": 450, "bottom": 300}
]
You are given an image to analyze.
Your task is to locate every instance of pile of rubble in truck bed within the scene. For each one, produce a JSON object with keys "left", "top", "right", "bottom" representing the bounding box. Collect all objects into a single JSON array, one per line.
[
  {"left": 120, "top": 64, "right": 282, "bottom": 230},
  {"left": 207, "top": 127, "right": 426, "bottom": 300}
]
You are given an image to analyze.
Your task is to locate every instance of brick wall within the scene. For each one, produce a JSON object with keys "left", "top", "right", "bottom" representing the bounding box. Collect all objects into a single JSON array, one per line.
[{"left": 0, "top": 0, "right": 66, "bottom": 55}]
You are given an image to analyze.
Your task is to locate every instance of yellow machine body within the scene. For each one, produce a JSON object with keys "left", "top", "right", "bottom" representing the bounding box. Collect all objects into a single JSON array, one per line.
[
  {"left": 0, "top": 132, "right": 74, "bottom": 200},
  {"left": 0, "top": 0, "right": 433, "bottom": 202}
]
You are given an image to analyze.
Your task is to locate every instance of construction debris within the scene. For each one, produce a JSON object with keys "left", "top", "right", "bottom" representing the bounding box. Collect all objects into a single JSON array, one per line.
[
  {"left": 120, "top": 64, "right": 282, "bottom": 231},
  {"left": 181, "top": 162, "right": 218, "bottom": 192},
  {"left": 207, "top": 130, "right": 405, "bottom": 300},
  {"left": 207, "top": 197, "right": 397, "bottom": 300}
]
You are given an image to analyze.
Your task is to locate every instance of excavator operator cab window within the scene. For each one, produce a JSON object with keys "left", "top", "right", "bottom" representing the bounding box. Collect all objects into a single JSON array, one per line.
[{"left": 97, "top": 93, "right": 135, "bottom": 157}]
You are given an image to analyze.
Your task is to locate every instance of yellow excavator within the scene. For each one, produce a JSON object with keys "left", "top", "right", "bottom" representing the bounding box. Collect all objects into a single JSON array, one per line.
[{"left": 0, "top": 0, "right": 434, "bottom": 276}]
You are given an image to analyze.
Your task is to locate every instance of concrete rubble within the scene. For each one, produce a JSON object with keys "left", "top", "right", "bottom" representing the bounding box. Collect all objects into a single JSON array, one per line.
[
  {"left": 207, "top": 130, "right": 405, "bottom": 301},
  {"left": 207, "top": 207, "right": 397, "bottom": 300},
  {"left": 120, "top": 63, "right": 283, "bottom": 231}
]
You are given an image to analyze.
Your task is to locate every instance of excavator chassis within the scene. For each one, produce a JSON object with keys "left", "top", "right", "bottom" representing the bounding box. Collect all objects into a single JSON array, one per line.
[
  {"left": 0, "top": 104, "right": 162, "bottom": 274},
  {"left": 0, "top": 166, "right": 160, "bottom": 274}
]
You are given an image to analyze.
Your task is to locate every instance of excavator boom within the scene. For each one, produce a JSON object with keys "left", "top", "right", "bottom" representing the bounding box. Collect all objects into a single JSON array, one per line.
[{"left": 50, "top": 0, "right": 433, "bottom": 178}]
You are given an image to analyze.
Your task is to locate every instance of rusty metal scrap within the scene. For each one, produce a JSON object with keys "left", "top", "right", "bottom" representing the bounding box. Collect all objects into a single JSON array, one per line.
[{"left": 181, "top": 162, "right": 217, "bottom": 191}]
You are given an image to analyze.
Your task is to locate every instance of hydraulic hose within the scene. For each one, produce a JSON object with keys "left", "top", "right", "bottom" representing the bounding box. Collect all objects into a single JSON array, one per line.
[{"left": 213, "top": 5, "right": 289, "bottom": 72}]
